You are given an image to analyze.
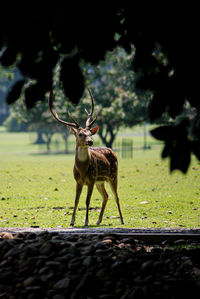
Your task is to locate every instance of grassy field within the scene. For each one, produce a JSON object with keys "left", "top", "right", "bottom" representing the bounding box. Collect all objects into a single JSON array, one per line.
[{"left": 0, "top": 127, "right": 200, "bottom": 228}]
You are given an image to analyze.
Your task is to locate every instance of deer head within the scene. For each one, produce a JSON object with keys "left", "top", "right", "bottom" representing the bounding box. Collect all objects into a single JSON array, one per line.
[{"left": 49, "top": 87, "right": 99, "bottom": 147}]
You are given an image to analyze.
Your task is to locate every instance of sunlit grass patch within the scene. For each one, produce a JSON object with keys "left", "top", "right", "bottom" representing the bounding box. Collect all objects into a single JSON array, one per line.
[{"left": 0, "top": 128, "right": 200, "bottom": 228}]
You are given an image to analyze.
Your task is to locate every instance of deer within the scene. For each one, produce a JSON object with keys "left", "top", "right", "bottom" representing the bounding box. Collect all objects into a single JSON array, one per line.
[{"left": 48, "top": 87, "right": 124, "bottom": 226}]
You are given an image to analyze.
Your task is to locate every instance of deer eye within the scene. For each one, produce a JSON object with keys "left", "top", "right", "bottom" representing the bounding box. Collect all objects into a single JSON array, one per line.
[{"left": 78, "top": 132, "right": 84, "bottom": 137}]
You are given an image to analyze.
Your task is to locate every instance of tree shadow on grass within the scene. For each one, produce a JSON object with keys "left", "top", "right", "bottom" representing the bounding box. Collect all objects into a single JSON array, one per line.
[
  {"left": 71, "top": 224, "right": 113, "bottom": 228},
  {"left": 30, "top": 150, "right": 73, "bottom": 156},
  {"left": 68, "top": 206, "right": 101, "bottom": 212}
]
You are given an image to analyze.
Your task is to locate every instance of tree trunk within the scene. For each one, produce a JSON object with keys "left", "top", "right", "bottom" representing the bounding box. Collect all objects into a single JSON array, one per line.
[
  {"left": 61, "top": 131, "right": 70, "bottom": 153},
  {"left": 34, "top": 131, "right": 45, "bottom": 144},
  {"left": 42, "top": 132, "right": 53, "bottom": 152},
  {"left": 98, "top": 126, "right": 117, "bottom": 149},
  {"left": 46, "top": 134, "right": 52, "bottom": 152}
]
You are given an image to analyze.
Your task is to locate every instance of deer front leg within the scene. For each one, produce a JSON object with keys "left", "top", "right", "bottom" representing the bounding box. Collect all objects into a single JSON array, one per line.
[
  {"left": 70, "top": 183, "right": 83, "bottom": 226},
  {"left": 85, "top": 183, "right": 94, "bottom": 226}
]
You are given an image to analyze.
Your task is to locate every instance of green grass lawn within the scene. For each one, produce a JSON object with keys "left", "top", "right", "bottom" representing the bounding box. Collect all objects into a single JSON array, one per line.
[{"left": 0, "top": 127, "right": 200, "bottom": 228}]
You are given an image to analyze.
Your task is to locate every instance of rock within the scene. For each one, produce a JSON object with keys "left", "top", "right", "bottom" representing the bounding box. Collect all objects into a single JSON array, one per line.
[
  {"left": 141, "top": 260, "right": 154, "bottom": 272},
  {"left": 0, "top": 232, "right": 14, "bottom": 239},
  {"left": 181, "top": 258, "right": 193, "bottom": 268},
  {"left": 4, "top": 246, "right": 21, "bottom": 258},
  {"left": 99, "top": 295, "right": 115, "bottom": 299},
  {"left": 38, "top": 266, "right": 50, "bottom": 275},
  {"left": 25, "top": 286, "right": 41, "bottom": 292},
  {"left": 110, "top": 260, "right": 123, "bottom": 270},
  {"left": 28, "top": 295, "right": 40, "bottom": 299},
  {"left": 102, "top": 238, "right": 113, "bottom": 245},
  {"left": 153, "top": 260, "right": 164, "bottom": 270},
  {"left": 53, "top": 295, "right": 66, "bottom": 299},
  {"left": 0, "top": 268, "right": 12, "bottom": 280},
  {"left": 117, "top": 242, "right": 127, "bottom": 249},
  {"left": 128, "top": 287, "right": 144, "bottom": 299},
  {"left": 47, "top": 289, "right": 56, "bottom": 297},
  {"left": 45, "top": 260, "right": 62, "bottom": 268},
  {"left": 82, "top": 255, "right": 96, "bottom": 268},
  {"left": 54, "top": 277, "right": 71, "bottom": 289},
  {"left": 191, "top": 267, "right": 200, "bottom": 278},
  {"left": 96, "top": 269, "right": 109, "bottom": 280},
  {"left": 39, "top": 241, "right": 55, "bottom": 255},
  {"left": 120, "top": 237, "right": 136, "bottom": 245},
  {"left": 68, "top": 257, "right": 82, "bottom": 270},
  {"left": 80, "top": 245, "right": 94, "bottom": 255},
  {"left": 95, "top": 241, "right": 110, "bottom": 250},
  {"left": 151, "top": 246, "right": 162, "bottom": 253},
  {"left": 23, "top": 276, "right": 36, "bottom": 287},
  {"left": 25, "top": 232, "right": 37, "bottom": 240},
  {"left": 40, "top": 270, "right": 54, "bottom": 282}
]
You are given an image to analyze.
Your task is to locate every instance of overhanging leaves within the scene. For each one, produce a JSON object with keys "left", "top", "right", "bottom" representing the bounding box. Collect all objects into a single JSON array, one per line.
[
  {"left": 151, "top": 121, "right": 192, "bottom": 173},
  {"left": 6, "top": 79, "right": 26, "bottom": 105},
  {"left": 60, "top": 57, "right": 85, "bottom": 105}
]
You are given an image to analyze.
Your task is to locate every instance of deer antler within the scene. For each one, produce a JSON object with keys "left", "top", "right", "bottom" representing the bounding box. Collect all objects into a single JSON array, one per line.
[
  {"left": 85, "top": 87, "right": 97, "bottom": 128},
  {"left": 48, "top": 89, "right": 80, "bottom": 128}
]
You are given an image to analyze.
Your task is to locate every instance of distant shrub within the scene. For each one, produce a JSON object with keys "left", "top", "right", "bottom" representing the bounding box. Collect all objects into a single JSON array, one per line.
[{"left": 3, "top": 114, "right": 28, "bottom": 132}]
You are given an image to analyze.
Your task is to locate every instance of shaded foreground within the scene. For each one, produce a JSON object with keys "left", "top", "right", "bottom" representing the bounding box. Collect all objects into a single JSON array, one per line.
[{"left": 0, "top": 231, "right": 200, "bottom": 298}]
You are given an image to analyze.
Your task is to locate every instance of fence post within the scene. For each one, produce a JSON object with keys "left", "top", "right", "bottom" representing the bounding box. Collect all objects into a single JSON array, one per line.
[{"left": 121, "top": 138, "right": 133, "bottom": 159}]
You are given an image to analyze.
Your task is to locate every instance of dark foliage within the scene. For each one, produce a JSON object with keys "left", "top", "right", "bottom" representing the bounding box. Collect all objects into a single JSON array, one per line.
[
  {"left": 6, "top": 79, "right": 26, "bottom": 105},
  {"left": 60, "top": 56, "right": 85, "bottom": 104},
  {"left": 151, "top": 121, "right": 191, "bottom": 174},
  {"left": 0, "top": 3, "right": 200, "bottom": 172}
]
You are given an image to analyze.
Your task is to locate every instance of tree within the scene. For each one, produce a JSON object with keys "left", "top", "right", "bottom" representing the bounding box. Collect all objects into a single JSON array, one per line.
[
  {"left": 77, "top": 47, "right": 150, "bottom": 148},
  {"left": 0, "top": 66, "right": 24, "bottom": 124},
  {"left": 0, "top": 3, "right": 200, "bottom": 172},
  {"left": 8, "top": 83, "right": 73, "bottom": 152},
  {"left": 0, "top": 66, "right": 14, "bottom": 124}
]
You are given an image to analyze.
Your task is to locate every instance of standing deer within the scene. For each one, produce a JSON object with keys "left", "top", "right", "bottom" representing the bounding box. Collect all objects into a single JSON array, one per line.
[{"left": 49, "top": 87, "right": 124, "bottom": 226}]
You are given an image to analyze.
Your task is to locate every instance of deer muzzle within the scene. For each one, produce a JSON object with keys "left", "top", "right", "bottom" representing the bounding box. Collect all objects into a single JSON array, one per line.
[{"left": 86, "top": 139, "right": 93, "bottom": 146}]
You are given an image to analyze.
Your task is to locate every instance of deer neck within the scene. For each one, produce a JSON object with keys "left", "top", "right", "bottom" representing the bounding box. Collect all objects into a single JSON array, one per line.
[{"left": 76, "top": 145, "right": 89, "bottom": 163}]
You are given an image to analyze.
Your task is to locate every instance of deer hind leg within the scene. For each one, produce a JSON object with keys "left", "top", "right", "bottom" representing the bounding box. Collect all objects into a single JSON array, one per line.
[
  {"left": 109, "top": 179, "right": 124, "bottom": 225},
  {"left": 70, "top": 183, "right": 83, "bottom": 226},
  {"left": 96, "top": 182, "right": 109, "bottom": 225},
  {"left": 85, "top": 183, "right": 94, "bottom": 226}
]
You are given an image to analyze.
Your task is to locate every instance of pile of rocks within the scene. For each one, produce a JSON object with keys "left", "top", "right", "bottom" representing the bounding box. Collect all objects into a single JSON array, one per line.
[{"left": 0, "top": 231, "right": 200, "bottom": 298}]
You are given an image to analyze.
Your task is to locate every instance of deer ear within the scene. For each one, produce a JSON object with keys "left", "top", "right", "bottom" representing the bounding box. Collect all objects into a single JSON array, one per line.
[
  {"left": 67, "top": 127, "right": 77, "bottom": 136},
  {"left": 91, "top": 126, "right": 99, "bottom": 135}
]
